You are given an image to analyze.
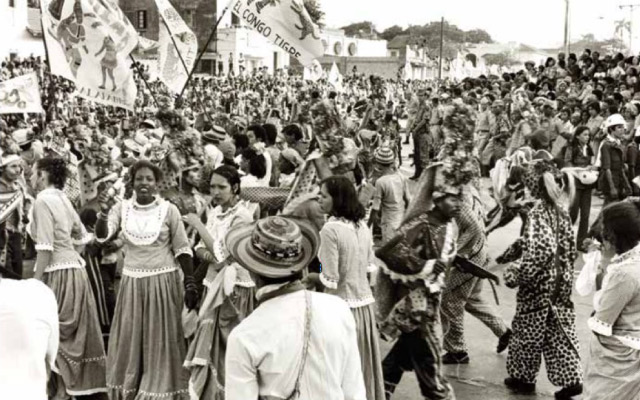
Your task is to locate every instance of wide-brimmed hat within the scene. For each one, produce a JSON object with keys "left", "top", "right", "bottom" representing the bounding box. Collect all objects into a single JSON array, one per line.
[
  {"left": 11, "top": 129, "right": 33, "bottom": 146},
  {"left": 0, "top": 153, "right": 22, "bottom": 167},
  {"left": 227, "top": 216, "right": 320, "bottom": 279},
  {"left": 140, "top": 119, "right": 157, "bottom": 129}
]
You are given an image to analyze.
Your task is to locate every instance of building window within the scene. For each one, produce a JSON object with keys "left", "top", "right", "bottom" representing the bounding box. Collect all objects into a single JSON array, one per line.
[
  {"left": 9, "top": 0, "right": 16, "bottom": 7},
  {"left": 137, "top": 10, "right": 147, "bottom": 30},
  {"left": 184, "top": 9, "right": 196, "bottom": 26},
  {"left": 391, "top": 51, "right": 398, "bottom": 57}
]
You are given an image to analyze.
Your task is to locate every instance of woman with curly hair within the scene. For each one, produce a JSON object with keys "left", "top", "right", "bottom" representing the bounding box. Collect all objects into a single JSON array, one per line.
[
  {"left": 30, "top": 157, "right": 107, "bottom": 399},
  {"left": 497, "top": 160, "right": 583, "bottom": 399},
  {"left": 96, "top": 160, "right": 199, "bottom": 400},
  {"left": 182, "top": 165, "right": 256, "bottom": 400}
]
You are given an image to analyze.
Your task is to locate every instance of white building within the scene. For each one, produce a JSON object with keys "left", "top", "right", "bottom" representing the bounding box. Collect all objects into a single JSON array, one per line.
[
  {"left": 215, "top": 26, "right": 290, "bottom": 75},
  {"left": 0, "top": 0, "right": 46, "bottom": 60}
]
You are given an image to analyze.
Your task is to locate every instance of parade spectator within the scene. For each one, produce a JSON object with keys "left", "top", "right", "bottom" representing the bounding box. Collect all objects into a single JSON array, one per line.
[
  {"left": 564, "top": 126, "right": 597, "bottom": 251},
  {"left": 598, "top": 114, "right": 632, "bottom": 204},
  {"left": 225, "top": 216, "right": 366, "bottom": 400},
  {"left": 584, "top": 200, "right": 640, "bottom": 399}
]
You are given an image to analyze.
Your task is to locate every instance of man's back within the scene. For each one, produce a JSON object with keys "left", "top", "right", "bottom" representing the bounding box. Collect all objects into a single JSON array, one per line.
[
  {"left": 225, "top": 290, "right": 366, "bottom": 400},
  {"left": 0, "top": 278, "right": 59, "bottom": 400}
]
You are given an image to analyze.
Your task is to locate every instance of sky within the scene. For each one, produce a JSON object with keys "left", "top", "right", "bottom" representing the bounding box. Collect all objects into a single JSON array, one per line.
[{"left": 321, "top": 0, "right": 637, "bottom": 50}]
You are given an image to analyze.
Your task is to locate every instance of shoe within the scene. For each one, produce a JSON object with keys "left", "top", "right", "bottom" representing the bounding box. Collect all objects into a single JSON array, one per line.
[
  {"left": 442, "top": 352, "right": 469, "bottom": 364},
  {"left": 504, "top": 377, "right": 535, "bottom": 394},
  {"left": 497, "top": 329, "right": 512, "bottom": 353},
  {"left": 554, "top": 384, "right": 582, "bottom": 399}
]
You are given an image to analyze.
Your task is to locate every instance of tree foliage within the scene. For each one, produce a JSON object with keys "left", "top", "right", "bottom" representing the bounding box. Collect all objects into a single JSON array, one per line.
[
  {"left": 380, "top": 25, "right": 404, "bottom": 41},
  {"left": 304, "top": 0, "right": 325, "bottom": 27},
  {"left": 340, "top": 21, "right": 378, "bottom": 37},
  {"left": 567, "top": 34, "right": 626, "bottom": 55},
  {"left": 482, "top": 52, "right": 520, "bottom": 67}
]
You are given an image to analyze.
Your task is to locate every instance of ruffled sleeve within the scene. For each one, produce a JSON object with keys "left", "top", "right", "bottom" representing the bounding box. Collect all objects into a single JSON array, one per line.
[
  {"left": 318, "top": 224, "right": 339, "bottom": 290},
  {"left": 588, "top": 270, "right": 637, "bottom": 336},
  {"left": 167, "top": 203, "right": 192, "bottom": 258},
  {"left": 32, "top": 197, "right": 54, "bottom": 252}
]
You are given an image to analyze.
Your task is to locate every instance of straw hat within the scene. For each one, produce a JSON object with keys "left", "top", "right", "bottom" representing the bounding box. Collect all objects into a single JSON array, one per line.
[
  {"left": 202, "top": 125, "right": 227, "bottom": 143},
  {"left": 227, "top": 216, "right": 319, "bottom": 279}
]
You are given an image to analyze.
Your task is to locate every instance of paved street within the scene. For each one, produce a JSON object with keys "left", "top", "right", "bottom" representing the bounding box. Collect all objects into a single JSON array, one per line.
[{"left": 383, "top": 137, "right": 600, "bottom": 399}]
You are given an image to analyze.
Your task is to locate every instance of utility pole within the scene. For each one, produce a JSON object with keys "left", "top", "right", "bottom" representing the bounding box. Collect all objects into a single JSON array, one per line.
[
  {"left": 620, "top": 4, "right": 640, "bottom": 52},
  {"left": 438, "top": 17, "right": 444, "bottom": 81},
  {"left": 563, "top": 0, "right": 570, "bottom": 56}
]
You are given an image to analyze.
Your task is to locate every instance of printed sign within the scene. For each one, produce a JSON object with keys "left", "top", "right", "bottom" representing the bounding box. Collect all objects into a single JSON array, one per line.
[{"left": 0, "top": 73, "right": 44, "bottom": 114}]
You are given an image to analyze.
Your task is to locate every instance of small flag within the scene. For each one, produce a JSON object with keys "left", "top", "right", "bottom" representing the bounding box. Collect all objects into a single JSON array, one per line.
[
  {"left": 155, "top": 0, "right": 198, "bottom": 94},
  {"left": 0, "top": 73, "right": 44, "bottom": 114}
]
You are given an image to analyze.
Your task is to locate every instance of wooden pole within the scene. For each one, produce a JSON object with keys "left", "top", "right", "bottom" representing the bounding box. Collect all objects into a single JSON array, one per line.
[
  {"left": 178, "top": 2, "right": 233, "bottom": 98},
  {"left": 438, "top": 17, "right": 444, "bottom": 82},
  {"left": 564, "top": 0, "right": 570, "bottom": 56}
]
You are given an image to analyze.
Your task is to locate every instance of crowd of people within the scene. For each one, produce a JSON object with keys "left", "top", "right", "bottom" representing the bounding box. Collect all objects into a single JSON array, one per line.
[{"left": 0, "top": 45, "right": 639, "bottom": 400}]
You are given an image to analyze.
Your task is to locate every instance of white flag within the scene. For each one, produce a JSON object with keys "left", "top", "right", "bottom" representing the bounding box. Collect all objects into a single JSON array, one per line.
[
  {"left": 231, "top": 0, "right": 324, "bottom": 66},
  {"left": 41, "top": 0, "right": 139, "bottom": 110},
  {"left": 155, "top": 0, "right": 198, "bottom": 94},
  {"left": 0, "top": 73, "right": 44, "bottom": 114},
  {"left": 303, "top": 59, "right": 323, "bottom": 81},
  {"left": 328, "top": 62, "right": 343, "bottom": 92}
]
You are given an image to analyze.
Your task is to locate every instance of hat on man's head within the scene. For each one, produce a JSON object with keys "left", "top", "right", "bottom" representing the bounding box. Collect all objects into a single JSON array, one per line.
[
  {"left": 0, "top": 153, "right": 21, "bottom": 167},
  {"left": 227, "top": 216, "right": 320, "bottom": 279},
  {"left": 11, "top": 129, "right": 33, "bottom": 146},
  {"left": 202, "top": 125, "right": 227, "bottom": 143},
  {"left": 374, "top": 146, "right": 395, "bottom": 165},
  {"left": 140, "top": 119, "right": 156, "bottom": 129}
]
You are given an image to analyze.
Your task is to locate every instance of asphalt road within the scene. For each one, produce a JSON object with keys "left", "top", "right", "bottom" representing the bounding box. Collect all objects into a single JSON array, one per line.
[{"left": 383, "top": 138, "right": 601, "bottom": 400}]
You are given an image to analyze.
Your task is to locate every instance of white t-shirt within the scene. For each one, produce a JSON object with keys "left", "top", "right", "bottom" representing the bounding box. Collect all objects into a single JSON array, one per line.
[{"left": 0, "top": 278, "right": 59, "bottom": 400}]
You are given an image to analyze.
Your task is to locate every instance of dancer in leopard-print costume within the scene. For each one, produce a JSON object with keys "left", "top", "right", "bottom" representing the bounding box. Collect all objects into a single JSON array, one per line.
[{"left": 496, "top": 160, "right": 583, "bottom": 399}]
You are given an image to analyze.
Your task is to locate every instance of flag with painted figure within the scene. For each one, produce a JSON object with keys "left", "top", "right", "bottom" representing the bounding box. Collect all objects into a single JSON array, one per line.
[
  {"left": 231, "top": 0, "right": 324, "bottom": 66},
  {"left": 0, "top": 73, "right": 44, "bottom": 114},
  {"left": 303, "top": 59, "right": 323, "bottom": 81},
  {"left": 40, "top": 0, "right": 139, "bottom": 110},
  {"left": 155, "top": 0, "right": 198, "bottom": 94}
]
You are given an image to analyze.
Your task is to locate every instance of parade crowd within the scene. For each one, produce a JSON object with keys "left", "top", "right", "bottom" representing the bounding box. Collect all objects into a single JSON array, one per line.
[{"left": 1, "top": 47, "right": 640, "bottom": 400}]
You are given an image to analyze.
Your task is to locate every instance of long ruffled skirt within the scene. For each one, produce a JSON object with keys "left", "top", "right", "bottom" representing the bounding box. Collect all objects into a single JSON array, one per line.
[
  {"left": 107, "top": 270, "right": 189, "bottom": 400},
  {"left": 352, "top": 304, "right": 386, "bottom": 400},
  {"left": 44, "top": 268, "right": 107, "bottom": 398},
  {"left": 184, "top": 269, "right": 255, "bottom": 400}
]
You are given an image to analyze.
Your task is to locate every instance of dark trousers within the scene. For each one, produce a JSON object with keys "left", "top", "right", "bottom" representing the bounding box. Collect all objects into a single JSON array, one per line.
[
  {"left": 412, "top": 131, "right": 422, "bottom": 176},
  {"left": 570, "top": 187, "right": 592, "bottom": 249},
  {"left": 382, "top": 329, "right": 452, "bottom": 400},
  {"left": 100, "top": 263, "right": 117, "bottom": 325},
  {"left": 5, "top": 231, "right": 23, "bottom": 278}
]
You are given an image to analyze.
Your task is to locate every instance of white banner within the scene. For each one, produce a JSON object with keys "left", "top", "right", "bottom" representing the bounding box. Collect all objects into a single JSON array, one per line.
[
  {"left": 303, "top": 59, "right": 323, "bottom": 81},
  {"left": 231, "top": 0, "right": 324, "bottom": 67},
  {"left": 41, "top": 0, "right": 139, "bottom": 110},
  {"left": 155, "top": 0, "right": 198, "bottom": 94},
  {"left": 0, "top": 73, "right": 44, "bottom": 114}
]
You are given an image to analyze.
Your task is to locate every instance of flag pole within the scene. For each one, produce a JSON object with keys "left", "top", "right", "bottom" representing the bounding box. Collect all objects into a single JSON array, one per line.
[
  {"left": 179, "top": 1, "right": 233, "bottom": 98},
  {"left": 159, "top": 18, "right": 215, "bottom": 126}
]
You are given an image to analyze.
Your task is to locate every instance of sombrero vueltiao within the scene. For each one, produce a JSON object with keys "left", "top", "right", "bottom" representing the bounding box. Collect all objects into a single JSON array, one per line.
[{"left": 226, "top": 216, "right": 319, "bottom": 279}]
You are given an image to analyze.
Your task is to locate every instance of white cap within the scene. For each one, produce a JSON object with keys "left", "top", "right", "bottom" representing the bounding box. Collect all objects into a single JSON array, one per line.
[{"left": 605, "top": 113, "right": 626, "bottom": 129}]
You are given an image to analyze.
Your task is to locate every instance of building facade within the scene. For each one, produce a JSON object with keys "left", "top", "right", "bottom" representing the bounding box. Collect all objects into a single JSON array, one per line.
[
  {"left": 1, "top": 0, "right": 46, "bottom": 59},
  {"left": 119, "top": 0, "right": 218, "bottom": 74}
]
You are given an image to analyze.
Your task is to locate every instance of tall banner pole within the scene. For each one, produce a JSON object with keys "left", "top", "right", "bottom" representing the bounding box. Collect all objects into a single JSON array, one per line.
[
  {"left": 438, "top": 17, "right": 444, "bottom": 82},
  {"left": 179, "top": 1, "right": 233, "bottom": 98},
  {"left": 159, "top": 18, "right": 215, "bottom": 125}
]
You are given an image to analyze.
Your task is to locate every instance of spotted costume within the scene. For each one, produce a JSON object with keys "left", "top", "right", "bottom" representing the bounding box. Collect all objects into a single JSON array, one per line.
[{"left": 497, "top": 161, "right": 583, "bottom": 388}]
